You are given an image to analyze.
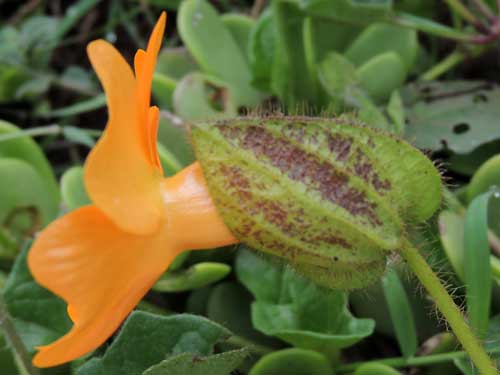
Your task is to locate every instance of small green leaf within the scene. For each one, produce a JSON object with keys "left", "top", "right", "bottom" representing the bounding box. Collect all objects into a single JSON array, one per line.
[
  {"left": 207, "top": 282, "right": 278, "bottom": 348},
  {"left": 387, "top": 91, "right": 405, "bottom": 134},
  {"left": 173, "top": 72, "right": 237, "bottom": 121},
  {"left": 152, "top": 73, "right": 176, "bottom": 110},
  {"left": 156, "top": 48, "right": 198, "bottom": 80},
  {"left": 467, "top": 155, "right": 500, "bottom": 202},
  {"left": 153, "top": 262, "right": 231, "bottom": 292},
  {"left": 381, "top": 269, "right": 418, "bottom": 358},
  {"left": 271, "top": 1, "right": 318, "bottom": 109},
  {"left": 356, "top": 52, "right": 406, "bottom": 102},
  {"left": 60, "top": 166, "right": 91, "bottom": 210},
  {"left": 248, "top": 9, "right": 275, "bottom": 91},
  {"left": 345, "top": 23, "right": 417, "bottom": 70},
  {"left": 355, "top": 362, "right": 401, "bottom": 375},
  {"left": 221, "top": 14, "right": 255, "bottom": 62},
  {"left": 0, "top": 121, "right": 59, "bottom": 221},
  {"left": 235, "top": 249, "right": 374, "bottom": 358},
  {"left": 76, "top": 312, "right": 232, "bottom": 375},
  {"left": 157, "top": 118, "right": 194, "bottom": 168},
  {"left": 178, "top": 0, "right": 262, "bottom": 107},
  {"left": 143, "top": 348, "right": 249, "bottom": 375},
  {"left": 0, "top": 159, "right": 56, "bottom": 239},
  {"left": 299, "top": 0, "right": 392, "bottom": 24},
  {"left": 439, "top": 210, "right": 466, "bottom": 281},
  {"left": 249, "top": 348, "right": 332, "bottom": 375},
  {"left": 464, "top": 192, "right": 494, "bottom": 336},
  {"left": 304, "top": 16, "right": 361, "bottom": 63}
]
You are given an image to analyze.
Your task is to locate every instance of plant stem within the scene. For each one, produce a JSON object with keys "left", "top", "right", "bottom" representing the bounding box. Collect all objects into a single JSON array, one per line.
[
  {"left": 0, "top": 295, "right": 40, "bottom": 375},
  {"left": 420, "top": 45, "right": 486, "bottom": 81},
  {"left": 444, "top": 0, "right": 481, "bottom": 25},
  {"left": 401, "top": 245, "right": 498, "bottom": 375},
  {"left": 0, "top": 125, "right": 62, "bottom": 143},
  {"left": 420, "top": 50, "right": 466, "bottom": 81},
  {"left": 336, "top": 347, "right": 500, "bottom": 373}
]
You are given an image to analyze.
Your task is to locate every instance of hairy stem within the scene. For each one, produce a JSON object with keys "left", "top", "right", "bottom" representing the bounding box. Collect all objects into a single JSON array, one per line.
[{"left": 401, "top": 245, "right": 497, "bottom": 375}]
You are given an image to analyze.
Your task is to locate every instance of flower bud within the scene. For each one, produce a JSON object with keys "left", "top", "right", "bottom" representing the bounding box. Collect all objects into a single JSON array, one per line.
[{"left": 191, "top": 117, "right": 441, "bottom": 289}]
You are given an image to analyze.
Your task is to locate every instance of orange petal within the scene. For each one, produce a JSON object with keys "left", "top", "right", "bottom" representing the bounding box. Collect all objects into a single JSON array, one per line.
[
  {"left": 85, "top": 40, "right": 163, "bottom": 235},
  {"left": 28, "top": 205, "right": 179, "bottom": 367}
]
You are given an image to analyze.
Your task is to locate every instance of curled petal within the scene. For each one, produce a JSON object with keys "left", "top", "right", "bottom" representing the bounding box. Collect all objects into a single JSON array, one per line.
[{"left": 28, "top": 205, "right": 179, "bottom": 367}]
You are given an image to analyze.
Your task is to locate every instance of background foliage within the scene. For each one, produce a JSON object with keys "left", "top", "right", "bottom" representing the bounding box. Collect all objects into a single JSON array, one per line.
[{"left": 1, "top": 0, "right": 500, "bottom": 374}]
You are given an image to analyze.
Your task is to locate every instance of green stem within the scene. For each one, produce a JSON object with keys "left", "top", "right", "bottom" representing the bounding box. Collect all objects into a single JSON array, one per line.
[
  {"left": 391, "top": 12, "right": 476, "bottom": 43},
  {"left": 420, "top": 45, "right": 486, "bottom": 81},
  {"left": 401, "top": 245, "right": 498, "bottom": 375},
  {"left": 0, "top": 125, "right": 102, "bottom": 143},
  {"left": 0, "top": 295, "right": 40, "bottom": 375},
  {"left": 0, "top": 125, "right": 61, "bottom": 143},
  {"left": 337, "top": 347, "right": 500, "bottom": 373},
  {"left": 444, "top": 0, "right": 481, "bottom": 25}
]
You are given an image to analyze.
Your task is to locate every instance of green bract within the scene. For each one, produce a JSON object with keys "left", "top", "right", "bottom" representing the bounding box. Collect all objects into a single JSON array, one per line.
[{"left": 191, "top": 116, "right": 442, "bottom": 289}]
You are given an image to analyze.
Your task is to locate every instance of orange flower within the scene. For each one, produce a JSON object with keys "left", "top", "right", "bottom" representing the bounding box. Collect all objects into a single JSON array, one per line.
[{"left": 28, "top": 12, "right": 237, "bottom": 368}]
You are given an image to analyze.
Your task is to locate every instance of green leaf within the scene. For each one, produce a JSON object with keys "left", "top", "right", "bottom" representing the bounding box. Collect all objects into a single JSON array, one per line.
[
  {"left": 178, "top": 0, "right": 262, "bottom": 107},
  {"left": 317, "top": 52, "right": 359, "bottom": 104},
  {"left": 153, "top": 262, "right": 231, "bottom": 292},
  {"left": 173, "top": 72, "right": 237, "bottom": 121},
  {"left": 439, "top": 210, "right": 467, "bottom": 281},
  {"left": 156, "top": 48, "right": 198, "bottom": 80},
  {"left": 248, "top": 9, "right": 275, "bottom": 92},
  {"left": 235, "top": 249, "right": 374, "bottom": 357},
  {"left": 192, "top": 117, "right": 442, "bottom": 288},
  {"left": 15, "top": 76, "right": 51, "bottom": 99},
  {"left": 345, "top": 23, "right": 418, "bottom": 70},
  {"left": 157, "top": 118, "right": 194, "bottom": 168},
  {"left": 464, "top": 192, "right": 494, "bottom": 336},
  {"left": 467, "top": 155, "right": 500, "bottom": 202},
  {"left": 356, "top": 52, "right": 406, "bottom": 102},
  {"left": 403, "top": 81, "right": 500, "bottom": 153},
  {"left": 355, "top": 362, "right": 401, "bottom": 375},
  {"left": 387, "top": 91, "right": 405, "bottom": 134},
  {"left": 298, "top": 0, "right": 392, "bottom": 24},
  {"left": 60, "top": 166, "right": 91, "bottom": 211},
  {"left": 152, "top": 73, "right": 176, "bottom": 110},
  {"left": 271, "top": 1, "right": 318, "bottom": 109},
  {"left": 143, "top": 348, "right": 249, "bottom": 375},
  {"left": 206, "top": 282, "right": 278, "bottom": 348},
  {"left": 0, "top": 159, "right": 57, "bottom": 247},
  {"left": 0, "top": 121, "right": 59, "bottom": 221},
  {"left": 221, "top": 14, "right": 255, "bottom": 63},
  {"left": 381, "top": 269, "right": 417, "bottom": 358},
  {"left": 249, "top": 348, "right": 332, "bottom": 375},
  {"left": 3, "top": 244, "right": 72, "bottom": 354},
  {"left": 76, "top": 312, "right": 232, "bottom": 375},
  {"left": 304, "top": 16, "right": 361, "bottom": 63}
]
